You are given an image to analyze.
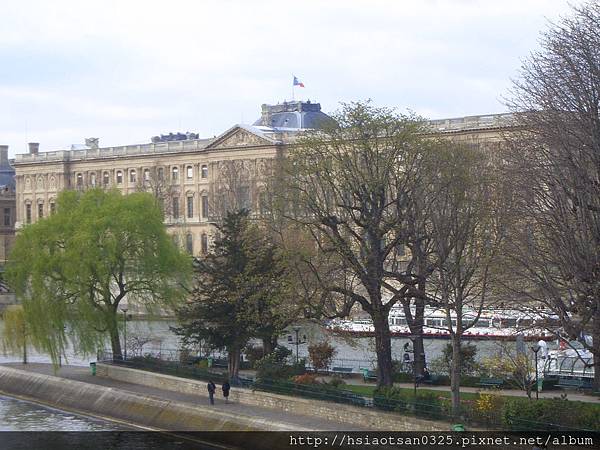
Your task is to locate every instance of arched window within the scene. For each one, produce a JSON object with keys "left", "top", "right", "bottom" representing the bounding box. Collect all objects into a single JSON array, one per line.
[
  {"left": 186, "top": 166, "right": 193, "bottom": 180},
  {"left": 201, "top": 233, "right": 208, "bottom": 255},
  {"left": 185, "top": 234, "right": 193, "bottom": 254},
  {"left": 172, "top": 167, "right": 179, "bottom": 182},
  {"left": 37, "top": 202, "right": 44, "bottom": 219},
  {"left": 116, "top": 171, "right": 123, "bottom": 184},
  {"left": 201, "top": 165, "right": 208, "bottom": 178},
  {"left": 103, "top": 172, "right": 110, "bottom": 186},
  {"left": 144, "top": 168, "right": 150, "bottom": 181},
  {"left": 129, "top": 169, "right": 137, "bottom": 183},
  {"left": 76, "top": 173, "right": 83, "bottom": 187},
  {"left": 158, "top": 167, "right": 164, "bottom": 181},
  {"left": 90, "top": 172, "right": 96, "bottom": 187}
]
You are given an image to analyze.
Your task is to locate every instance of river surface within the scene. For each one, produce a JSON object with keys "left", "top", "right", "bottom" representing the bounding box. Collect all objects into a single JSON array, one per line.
[
  {"left": 0, "top": 318, "right": 536, "bottom": 371},
  {"left": 0, "top": 395, "right": 120, "bottom": 431}
]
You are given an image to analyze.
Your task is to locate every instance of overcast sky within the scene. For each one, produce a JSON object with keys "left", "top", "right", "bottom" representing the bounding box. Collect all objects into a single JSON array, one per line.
[{"left": 0, "top": 0, "right": 577, "bottom": 156}]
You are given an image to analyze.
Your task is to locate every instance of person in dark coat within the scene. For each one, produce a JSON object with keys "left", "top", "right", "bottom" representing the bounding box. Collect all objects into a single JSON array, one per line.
[
  {"left": 207, "top": 380, "right": 216, "bottom": 405},
  {"left": 222, "top": 380, "right": 231, "bottom": 403}
]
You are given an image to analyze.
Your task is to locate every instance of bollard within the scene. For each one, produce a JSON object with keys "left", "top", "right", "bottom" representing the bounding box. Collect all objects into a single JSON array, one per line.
[{"left": 90, "top": 362, "right": 97, "bottom": 376}]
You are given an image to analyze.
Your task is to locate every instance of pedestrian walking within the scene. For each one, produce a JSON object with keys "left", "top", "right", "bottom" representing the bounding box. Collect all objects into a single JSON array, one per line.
[
  {"left": 207, "top": 380, "right": 216, "bottom": 405},
  {"left": 222, "top": 380, "right": 231, "bottom": 403}
]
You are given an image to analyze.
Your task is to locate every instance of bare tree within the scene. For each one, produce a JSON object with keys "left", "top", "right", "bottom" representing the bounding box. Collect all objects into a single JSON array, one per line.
[
  {"left": 277, "top": 101, "right": 439, "bottom": 387},
  {"left": 505, "top": 1, "right": 600, "bottom": 389},
  {"left": 428, "top": 142, "right": 507, "bottom": 416}
]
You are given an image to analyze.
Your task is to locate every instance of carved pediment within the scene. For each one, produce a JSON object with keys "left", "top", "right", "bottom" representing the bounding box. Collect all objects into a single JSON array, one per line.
[{"left": 206, "top": 126, "right": 275, "bottom": 150}]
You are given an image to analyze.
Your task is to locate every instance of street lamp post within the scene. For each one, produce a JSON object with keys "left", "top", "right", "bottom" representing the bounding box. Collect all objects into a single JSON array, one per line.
[
  {"left": 121, "top": 307, "right": 128, "bottom": 361},
  {"left": 531, "top": 344, "right": 541, "bottom": 400},
  {"left": 292, "top": 327, "right": 307, "bottom": 364}
]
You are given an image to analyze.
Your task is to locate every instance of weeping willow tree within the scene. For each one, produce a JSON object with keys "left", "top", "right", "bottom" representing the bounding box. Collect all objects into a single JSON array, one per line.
[
  {"left": 1, "top": 305, "right": 36, "bottom": 364},
  {"left": 6, "top": 189, "right": 192, "bottom": 364}
]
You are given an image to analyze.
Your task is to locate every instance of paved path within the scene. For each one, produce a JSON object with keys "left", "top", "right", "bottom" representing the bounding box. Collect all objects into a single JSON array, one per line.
[
  {"left": 3, "top": 363, "right": 371, "bottom": 431},
  {"left": 320, "top": 375, "right": 600, "bottom": 403}
]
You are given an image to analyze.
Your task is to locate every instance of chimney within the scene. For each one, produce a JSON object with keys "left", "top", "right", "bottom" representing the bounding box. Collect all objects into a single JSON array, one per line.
[
  {"left": 28, "top": 142, "right": 39, "bottom": 155},
  {"left": 0, "top": 145, "right": 8, "bottom": 165}
]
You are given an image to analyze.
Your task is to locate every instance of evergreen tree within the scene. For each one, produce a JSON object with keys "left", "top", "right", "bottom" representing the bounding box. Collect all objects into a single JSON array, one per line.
[{"left": 173, "top": 209, "right": 293, "bottom": 380}]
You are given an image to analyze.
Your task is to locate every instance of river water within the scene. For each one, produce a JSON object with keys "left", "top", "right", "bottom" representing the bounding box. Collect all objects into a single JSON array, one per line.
[{"left": 0, "top": 318, "right": 532, "bottom": 371}]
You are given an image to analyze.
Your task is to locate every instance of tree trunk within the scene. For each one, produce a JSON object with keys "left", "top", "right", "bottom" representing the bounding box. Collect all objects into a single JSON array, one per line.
[
  {"left": 372, "top": 311, "right": 394, "bottom": 387},
  {"left": 228, "top": 346, "right": 241, "bottom": 381},
  {"left": 262, "top": 336, "right": 278, "bottom": 355},
  {"left": 409, "top": 296, "right": 426, "bottom": 376},
  {"left": 450, "top": 334, "right": 462, "bottom": 418},
  {"left": 107, "top": 312, "right": 122, "bottom": 360},
  {"left": 22, "top": 337, "right": 27, "bottom": 365}
]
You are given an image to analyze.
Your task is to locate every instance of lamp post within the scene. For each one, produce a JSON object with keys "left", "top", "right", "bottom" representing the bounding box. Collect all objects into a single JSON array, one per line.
[
  {"left": 531, "top": 344, "right": 541, "bottom": 400},
  {"left": 292, "top": 327, "right": 307, "bottom": 364},
  {"left": 121, "top": 307, "right": 128, "bottom": 361}
]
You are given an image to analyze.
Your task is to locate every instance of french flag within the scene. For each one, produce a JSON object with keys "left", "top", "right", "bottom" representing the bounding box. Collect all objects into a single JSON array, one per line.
[{"left": 293, "top": 76, "right": 305, "bottom": 88}]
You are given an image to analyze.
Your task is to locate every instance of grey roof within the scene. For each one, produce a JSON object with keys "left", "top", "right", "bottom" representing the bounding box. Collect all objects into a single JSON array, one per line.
[{"left": 253, "top": 101, "right": 334, "bottom": 130}]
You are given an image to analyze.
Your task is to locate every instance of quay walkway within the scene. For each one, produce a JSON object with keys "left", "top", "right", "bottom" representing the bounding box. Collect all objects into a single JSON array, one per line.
[{"left": 1, "top": 363, "right": 371, "bottom": 431}]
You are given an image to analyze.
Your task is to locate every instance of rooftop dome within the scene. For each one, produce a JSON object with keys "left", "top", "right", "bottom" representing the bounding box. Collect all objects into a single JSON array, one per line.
[{"left": 253, "top": 100, "right": 334, "bottom": 130}]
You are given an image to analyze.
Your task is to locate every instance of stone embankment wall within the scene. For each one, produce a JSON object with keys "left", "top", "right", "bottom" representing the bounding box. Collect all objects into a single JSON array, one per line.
[
  {"left": 97, "top": 363, "right": 447, "bottom": 431},
  {"left": 0, "top": 365, "right": 300, "bottom": 431}
]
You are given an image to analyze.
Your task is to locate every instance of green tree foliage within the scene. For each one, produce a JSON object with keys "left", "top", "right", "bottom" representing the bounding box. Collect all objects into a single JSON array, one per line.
[
  {"left": 6, "top": 189, "right": 191, "bottom": 363},
  {"left": 172, "top": 209, "right": 294, "bottom": 380},
  {"left": 1, "top": 305, "right": 34, "bottom": 364}
]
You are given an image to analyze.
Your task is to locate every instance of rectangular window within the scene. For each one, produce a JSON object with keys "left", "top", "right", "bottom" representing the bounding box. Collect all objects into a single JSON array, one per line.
[
  {"left": 129, "top": 170, "right": 137, "bottom": 183},
  {"left": 238, "top": 186, "right": 250, "bottom": 210},
  {"left": 3, "top": 208, "right": 10, "bottom": 226},
  {"left": 201, "top": 195, "right": 209, "bottom": 219},
  {"left": 50, "top": 202, "right": 56, "bottom": 215},
  {"left": 38, "top": 203, "right": 43, "bottom": 219},
  {"left": 201, "top": 165, "right": 208, "bottom": 178},
  {"left": 158, "top": 168, "right": 164, "bottom": 181},
  {"left": 187, "top": 196, "right": 194, "bottom": 218},
  {"left": 116, "top": 171, "right": 123, "bottom": 184},
  {"left": 172, "top": 196, "right": 179, "bottom": 218},
  {"left": 25, "top": 204, "right": 31, "bottom": 224},
  {"left": 186, "top": 166, "right": 193, "bottom": 180}
]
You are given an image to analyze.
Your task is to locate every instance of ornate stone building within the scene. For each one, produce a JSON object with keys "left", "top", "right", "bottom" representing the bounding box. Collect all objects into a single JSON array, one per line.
[{"left": 11, "top": 101, "right": 512, "bottom": 257}]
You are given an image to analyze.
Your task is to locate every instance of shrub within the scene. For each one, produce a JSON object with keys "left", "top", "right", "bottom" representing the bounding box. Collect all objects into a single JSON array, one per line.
[
  {"left": 373, "top": 387, "right": 448, "bottom": 420},
  {"left": 502, "top": 397, "right": 600, "bottom": 431},
  {"left": 308, "top": 341, "right": 337, "bottom": 372},
  {"left": 255, "top": 345, "right": 304, "bottom": 381},
  {"left": 327, "top": 376, "right": 346, "bottom": 389},
  {"left": 292, "top": 373, "right": 321, "bottom": 385}
]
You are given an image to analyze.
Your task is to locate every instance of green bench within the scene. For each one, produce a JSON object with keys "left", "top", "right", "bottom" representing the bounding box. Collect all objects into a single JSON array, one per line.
[
  {"left": 363, "top": 369, "right": 377, "bottom": 383},
  {"left": 422, "top": 374, "right": 441, "bottom": 386},
  {"left": 557, "top": 378, "right": 593, "bottom": 391},
  {"left": 478, "top": 377, "right": 504, "bottom": 389},
  {"left": 331, "top": 367, "right": 353, "bottom": 378}
]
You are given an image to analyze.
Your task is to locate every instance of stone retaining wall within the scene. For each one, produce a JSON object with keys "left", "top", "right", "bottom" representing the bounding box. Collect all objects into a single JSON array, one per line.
[
  {"left": 0, "top": 365, "right": 301, "bottom": 431},
  {"left": 97, "top": 363, "right": 447, "bottom": 431}
]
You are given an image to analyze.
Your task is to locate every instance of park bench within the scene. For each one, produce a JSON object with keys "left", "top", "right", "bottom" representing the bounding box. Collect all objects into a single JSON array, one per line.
[
  {"left": 557, "top": 378, "right": 593, "bottom": 391},
  {"left": 211, "top": 360, "right": 228, "bottom": 369},
  {"left": 477, "top": 377, "right": 504, "bottom": 389},
  {"left": 331, "top": 367, "right": 353, "bottom": 378},
  {"left": 363, "top": 369, "right": 377, "bottom": 383},
  {"left": 422, "top": 374, "right": 441, "bottom": 386}
]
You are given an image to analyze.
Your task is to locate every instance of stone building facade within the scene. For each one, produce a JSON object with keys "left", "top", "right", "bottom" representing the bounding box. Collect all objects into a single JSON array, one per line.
[{"left": 11, "top": 101, "right": 513, "bottom": 257}]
